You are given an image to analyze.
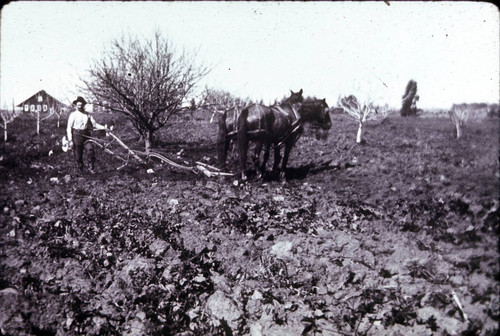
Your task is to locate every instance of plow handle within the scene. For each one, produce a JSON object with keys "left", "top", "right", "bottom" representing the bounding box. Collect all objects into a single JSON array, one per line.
[{"left": 106, "top": 131, "right": 144, "bottom": 163}]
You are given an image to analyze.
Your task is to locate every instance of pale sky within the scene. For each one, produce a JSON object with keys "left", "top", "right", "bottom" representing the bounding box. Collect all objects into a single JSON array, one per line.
[{"left": 0, "top": 1, "right": 498, "bottom": 109}]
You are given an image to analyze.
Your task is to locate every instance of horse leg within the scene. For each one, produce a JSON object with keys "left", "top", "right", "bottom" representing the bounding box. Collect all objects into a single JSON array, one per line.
[
  {"left": 237, "top": 109, "right": 249, "bottom": 181},
  {"left": 252, "top": 141, "right": 262, "bottom": 171},
  {"left": 217, "top": 112, "right": 228, "bottom": 166},
  {"left": 272, "top": 145, "right": 282, "bottom": 176},
  {"left": 280, "top": 142, "right": 293, "bottom": 180},
  {"left": 238, "top": 136, "right": 249, "bottom": 181},
  {"left": 218, "top": 137, "right": 231, "bottom": 166},
  {"left": 258, "top": 142, "right": 269, "bottom": 176}
]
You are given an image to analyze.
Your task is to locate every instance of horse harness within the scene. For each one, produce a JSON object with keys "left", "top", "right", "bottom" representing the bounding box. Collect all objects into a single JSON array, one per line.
[
  {"left": 274, "top": 104, "right": 304, "bottom": 148},
  {"left": 228, "top": 104, "right": 266, "bottom": 137},
  {"left": 227, "top": 103, "right": 304, "bottom": 147}
]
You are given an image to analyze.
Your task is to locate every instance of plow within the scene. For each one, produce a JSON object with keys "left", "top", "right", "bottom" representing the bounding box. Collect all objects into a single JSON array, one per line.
[{"left": 62, "top": 128, "right": 235, "bottom": 178}]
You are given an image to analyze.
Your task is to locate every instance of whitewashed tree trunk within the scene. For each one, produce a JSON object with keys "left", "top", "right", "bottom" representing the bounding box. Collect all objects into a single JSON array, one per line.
[
  {"left": 455, "top": 123, "right": 462, "bottom": 138},
  {"left": 36, "top": 111, "right": 40, "bottom": 135},
  {"left": 356, "top": 122, "right": 363, "bottom": 143},
  {"left": 3, "top": 121, "right": 7, "bottom": 142}
]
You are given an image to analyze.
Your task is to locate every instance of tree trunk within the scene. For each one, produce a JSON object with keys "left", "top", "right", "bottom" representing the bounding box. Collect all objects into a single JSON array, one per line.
[
  {"left": 3, "top": 121, "right": 7, "bottom": 142},
  {"left": 36, "top": 111, "right": 40, "bottom": 135},
  {"left": 144, "top": 130, "right": 153, "bottom": 153},
  {"left": 456, "top": 123, "right": 462, "bottom": 138},
  {"left": 356, "top": 122, "right": 363, "bottom": 143}
]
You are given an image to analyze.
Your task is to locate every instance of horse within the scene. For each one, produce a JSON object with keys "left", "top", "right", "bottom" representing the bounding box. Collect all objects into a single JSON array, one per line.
[
  {"left": 217, "top": 89, "right": 304, "bottom": 168},
  {"left": 224, "top": 92, "right": 331, "bottom": 181},
  {"left": 239, "top": 98, "right": 331, "bottom": 180}
]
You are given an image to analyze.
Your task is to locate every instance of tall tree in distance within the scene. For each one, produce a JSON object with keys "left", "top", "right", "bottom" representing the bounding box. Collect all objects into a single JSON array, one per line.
[
  {"left": 400, "top": 79, "right": 419, "bottom": 117},
  {"left": 84, "top": 31, "right": 209, "bottom": 152}
]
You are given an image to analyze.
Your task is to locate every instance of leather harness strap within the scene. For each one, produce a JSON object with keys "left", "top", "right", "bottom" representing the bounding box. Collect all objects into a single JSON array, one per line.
[
  {"left": 256, "top": 104, "right": 262, "bottom": 131},
  {"left": 230, "top": 103, "right": 304, "bottom": 147},
  {"left": 274, "top": 104, "right": 304, "bottom": 148},
  {"left": 291, "top": 104, "right": 301, "bottom": 122},
  {"left": 233, "top": 105, "right": 239, "bottom": 133}
]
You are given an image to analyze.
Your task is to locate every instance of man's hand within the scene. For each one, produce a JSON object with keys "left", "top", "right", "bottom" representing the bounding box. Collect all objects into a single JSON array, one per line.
[
  {"left": 105, "top": 125, "right": 114, "bottom": 137},
  {"left": 62, "top": 136, "right": 73, "bottom": 152}
]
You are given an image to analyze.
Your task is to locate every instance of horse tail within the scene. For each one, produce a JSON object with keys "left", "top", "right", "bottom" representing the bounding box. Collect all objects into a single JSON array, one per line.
[
  {"left": 237, "top": 106, "right": 250, "bottom": 177},
  {"left": 217, "top": 109, "right": 229, "bottom": 165}
]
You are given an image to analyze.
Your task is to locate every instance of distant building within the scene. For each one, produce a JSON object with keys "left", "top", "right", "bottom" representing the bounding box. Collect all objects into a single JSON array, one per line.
[{"left": 16, "top": 90, "right": 68, "bottom": 114}]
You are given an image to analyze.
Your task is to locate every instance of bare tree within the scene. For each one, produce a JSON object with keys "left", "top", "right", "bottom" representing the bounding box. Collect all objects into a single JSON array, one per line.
[
  {"left": 84, "top": 31, "right": 209, "bottom": 152},
  {"left": 199, "top": 88, "right": 249, "bottom": 123},
  {"left": 338, "top": 95, "right": 389, "bottom": 144},
  {"left": 52, "top": 106, "right": 66, "bottom": 128},
  {"left": 401, "top": 79, "right": 419, "bottom": 117},
  {"left": 0, "top": 102, "right": 21, "bottom": 142},
  {"left": 30, "top": 106, "right": 55, "bottom": 135},
  {"left": 449, "top": 104, "right": 473, "bottom": 138}
]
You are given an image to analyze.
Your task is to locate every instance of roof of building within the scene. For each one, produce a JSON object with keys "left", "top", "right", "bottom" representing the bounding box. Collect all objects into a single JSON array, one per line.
[{"left": 16, "top": 90, "right": 68, "bottom": 108}]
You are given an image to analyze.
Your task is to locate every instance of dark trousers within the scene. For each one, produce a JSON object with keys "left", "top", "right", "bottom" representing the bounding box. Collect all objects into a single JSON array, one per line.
[{"left": 72, "top": 129, "right": 95, "bottom": 170}]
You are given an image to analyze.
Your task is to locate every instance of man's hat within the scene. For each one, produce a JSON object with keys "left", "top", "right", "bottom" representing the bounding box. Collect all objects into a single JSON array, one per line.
[{"left": 73, "top": 96, "right": 87, "bottom": 105}]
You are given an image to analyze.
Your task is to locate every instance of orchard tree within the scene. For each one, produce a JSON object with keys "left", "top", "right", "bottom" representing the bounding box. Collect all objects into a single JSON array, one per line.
[
  {"left": 52, "top": 106, "right": 66, "bottom": 128},
  {"left": 338, "top": 95, "right": 389, "bottom": 144},
  {"left": 199, "top": 88, "right": 249, "bottom": 123},
  {"left": 0, "top": 102, "right": 21, "bottom": 142},
  {"left": 31, "top": 106, "right": 55, "bottom": 135},
  {"left": 401, "top": 79, "right": 419, "bottom": 117},
  {"left": 449, "top": 104, "right": 473, "bottom": 139},
  {"left": 84, "top": 31, "right": 209, "bottom": 152}
]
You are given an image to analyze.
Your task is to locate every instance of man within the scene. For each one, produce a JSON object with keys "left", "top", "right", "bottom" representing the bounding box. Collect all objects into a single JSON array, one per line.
[{"left": 66, "top": 96, "right": 107, "bottom": 174}]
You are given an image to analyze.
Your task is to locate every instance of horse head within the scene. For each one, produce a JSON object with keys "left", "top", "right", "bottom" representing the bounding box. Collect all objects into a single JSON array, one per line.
[
  {"left": 286, "top": 89, "right": 304, "bottom": 104},
  {"left": 299, "top": 98, "right": 331, "bottom": 130}
]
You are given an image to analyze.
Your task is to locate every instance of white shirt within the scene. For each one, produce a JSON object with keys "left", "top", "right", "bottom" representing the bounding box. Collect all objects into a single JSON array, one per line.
[{"left": 66, "top": 110, "right": 105, "bottom": 141}]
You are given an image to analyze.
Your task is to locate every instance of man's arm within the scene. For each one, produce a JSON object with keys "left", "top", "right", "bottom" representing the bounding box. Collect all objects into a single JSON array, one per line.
[{"left": 90, "top": 116, "right": 107, "bottom": 130}]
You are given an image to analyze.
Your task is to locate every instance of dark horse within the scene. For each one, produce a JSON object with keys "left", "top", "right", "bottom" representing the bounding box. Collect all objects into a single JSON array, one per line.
[
  {"left": 240, "top": 98, "right": 332, "bottom": 180},
  {"left": 217, "top": 89, "right": 303, "bottom": 167},
  {"left": 218, "top": 90, "right": 332, "bottom": 180}
]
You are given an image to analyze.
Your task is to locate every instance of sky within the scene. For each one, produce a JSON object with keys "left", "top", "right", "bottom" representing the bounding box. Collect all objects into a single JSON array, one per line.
[{"left": 0, "top": 1, "right": 498, "bottom": 110}]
